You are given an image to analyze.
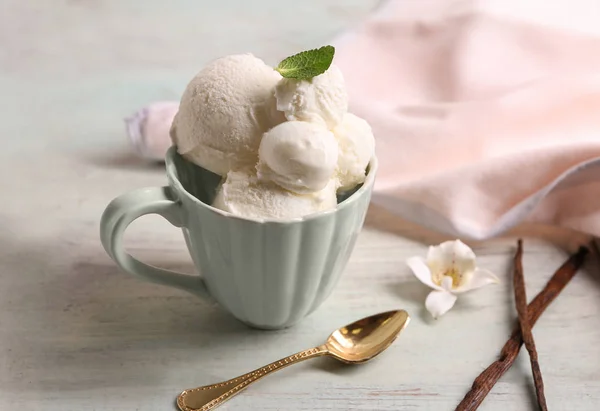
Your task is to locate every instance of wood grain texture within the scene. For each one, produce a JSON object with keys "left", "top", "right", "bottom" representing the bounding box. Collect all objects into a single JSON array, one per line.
[{"left": 1, "top": 1, "right": 600, "bottom": 410}]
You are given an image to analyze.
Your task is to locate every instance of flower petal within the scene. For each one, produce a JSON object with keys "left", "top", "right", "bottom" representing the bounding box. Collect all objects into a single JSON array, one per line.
[
  {"left": 426, "top": 240, "right": 477, "bottom": 288},
  {"left": 427, "top": 240, "right": 476, "bottom": 269},
  {"left": 454, "top": 268, "right": 500, "bottom": 293},
  {"left": 425, "top": 290, "right": 458, "bottom": 319},
  {"left": 407, "top": 256, "right": 443, "bottom": 291}
]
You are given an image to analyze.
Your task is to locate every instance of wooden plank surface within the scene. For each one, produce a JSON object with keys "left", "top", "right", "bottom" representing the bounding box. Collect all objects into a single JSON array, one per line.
[{"left": 1, "top": 1, "right": 599, "bottom": 410}]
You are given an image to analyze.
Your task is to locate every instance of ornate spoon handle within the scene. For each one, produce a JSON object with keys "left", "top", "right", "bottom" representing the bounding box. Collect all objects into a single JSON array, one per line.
[{"left": 177, "top": 345, "right": 328, "bottom": 411}]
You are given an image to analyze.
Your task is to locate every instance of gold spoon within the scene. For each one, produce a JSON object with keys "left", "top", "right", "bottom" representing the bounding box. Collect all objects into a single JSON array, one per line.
[{"left": 177, "top": 309, "right": 410, "bottom": 411}]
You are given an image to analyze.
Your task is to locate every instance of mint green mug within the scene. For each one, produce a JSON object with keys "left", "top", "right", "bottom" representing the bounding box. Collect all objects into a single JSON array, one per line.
[{"left": 100, "top": 146, "right": 377, "bottom": 329}]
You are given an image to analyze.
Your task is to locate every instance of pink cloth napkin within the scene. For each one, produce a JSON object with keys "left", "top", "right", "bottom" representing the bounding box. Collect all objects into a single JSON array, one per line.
[
  {"left": 129, "top": 0, "right": 600, "bottom": 239},
  {"left": 337, "top": 0, "right": 600, "bottom": 239}
]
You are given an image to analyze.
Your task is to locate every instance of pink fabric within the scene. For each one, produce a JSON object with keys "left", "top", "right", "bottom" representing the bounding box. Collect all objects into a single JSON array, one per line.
[
  {"left": 125, "top": 102, "right": 179, "bottom": 161},
  {"left": 130, "top": 0, "right": 600, "bottom": 239},
  {"left": 334, "top": 0, "right": 600, "bottom": 238}
]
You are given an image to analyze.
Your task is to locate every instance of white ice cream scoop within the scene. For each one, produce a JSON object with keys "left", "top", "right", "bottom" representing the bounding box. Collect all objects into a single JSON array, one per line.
[
  {"left": 275, "top": 65, "right": 348, "bottom": 129},
  {"left": 171, "top": 54, "right": 285, "bottom": 176},
  {"left": 213, "top": 170, "right": 337, "bottom": 220},
  {"left": 257, "top": 121, "right": 338, "bottom": 194},
  {"left": 334, "top": 113, "right": 375, "bottom": 191}
]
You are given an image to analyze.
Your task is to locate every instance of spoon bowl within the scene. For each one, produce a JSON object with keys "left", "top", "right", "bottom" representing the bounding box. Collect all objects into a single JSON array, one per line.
[{"left": 326, "top": 309, "right": 410, "bottom": 364}]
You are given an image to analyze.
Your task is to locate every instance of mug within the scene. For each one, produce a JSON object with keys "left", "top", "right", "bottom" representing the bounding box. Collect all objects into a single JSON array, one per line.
[{"left": 100, "top": 146, "right": 377, "bottom": 329}]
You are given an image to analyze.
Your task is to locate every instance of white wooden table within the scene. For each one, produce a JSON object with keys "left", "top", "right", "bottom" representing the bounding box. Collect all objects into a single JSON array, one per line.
[{"left": 2, "top": 1, "right": 600, "bottom": 410}]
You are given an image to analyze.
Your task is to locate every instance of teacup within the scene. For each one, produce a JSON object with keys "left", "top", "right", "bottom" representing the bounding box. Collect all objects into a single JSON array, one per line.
[{"left": 100, "top": 146, "right": 377, "bottom": 329}]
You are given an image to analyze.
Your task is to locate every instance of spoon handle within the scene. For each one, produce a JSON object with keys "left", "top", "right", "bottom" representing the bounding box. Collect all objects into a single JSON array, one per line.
[{"left": 177, "top": 345, "right": 328, "bottom": 411}]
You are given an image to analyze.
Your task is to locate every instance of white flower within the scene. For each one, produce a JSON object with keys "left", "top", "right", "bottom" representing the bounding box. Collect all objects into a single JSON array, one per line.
[{"left": 407, "top": 240, "right": 500, "bottom": 319}]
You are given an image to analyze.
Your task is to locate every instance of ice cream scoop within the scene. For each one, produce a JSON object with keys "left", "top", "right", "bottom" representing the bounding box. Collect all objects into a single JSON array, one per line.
[
  {"left": 257, "top": 121, "right": 338, "bottom": 194},
  {"left": 213, "top": 170, "right": 337, "bottom": 220},
  {"left": 275, "top": 65, "right": 348, "bottom": 129},
  {"left": 171, "top": 54, "right": 285, "bottom": 176},
  {"left": 334, "top": 113, "right": 375, "bottom": 191}
]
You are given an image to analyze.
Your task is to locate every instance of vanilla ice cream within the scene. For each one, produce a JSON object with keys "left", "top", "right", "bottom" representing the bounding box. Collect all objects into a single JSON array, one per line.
[
  {"left": 274, "top": 65, "right": 348, "bottom": 129},
  {"left": 170, "top": 48, "right": 374, "bottom": 221},
  {"left": 333, "top": 113, "right": 375, "bottom": 191},
  {"left": 170, "top": 54, "right": 285, "bottom": 176},
  {"left": 257, "top": 121, "right": 338, "bottom": 194},
  {"left": 213, "top": 170, "right": 337, "bottom": 220}
]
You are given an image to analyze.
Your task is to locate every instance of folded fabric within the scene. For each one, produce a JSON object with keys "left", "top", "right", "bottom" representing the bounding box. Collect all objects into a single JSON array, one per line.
[
  {"left": 127, "top": 0, "right": 600, "bottom": 239},
  {"left": 333, "top": 0, "right": 600, "bottom": 238},
  {"left": 125, "top": 101, "right": 179, "bottom": 162}
]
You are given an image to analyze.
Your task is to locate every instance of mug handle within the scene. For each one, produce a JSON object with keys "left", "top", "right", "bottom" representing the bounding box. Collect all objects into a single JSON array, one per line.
[{"left": 100, "top": 186, "right": 209, "bottom": 297}]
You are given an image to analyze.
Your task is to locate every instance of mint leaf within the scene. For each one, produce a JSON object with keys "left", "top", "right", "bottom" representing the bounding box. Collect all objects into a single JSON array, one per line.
[{"left": 275, "top": 46, "right": 335, "bottom": 80}]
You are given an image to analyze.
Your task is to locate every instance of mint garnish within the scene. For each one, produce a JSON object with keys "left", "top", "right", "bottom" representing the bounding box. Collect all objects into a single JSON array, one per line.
[{"left": 275, "top": 45, "right": 335, "bottom": 80}]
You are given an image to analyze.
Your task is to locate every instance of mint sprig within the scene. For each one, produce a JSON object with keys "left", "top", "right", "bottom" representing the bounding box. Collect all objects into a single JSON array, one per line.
[{"left": 275, "top": 46, "right": 335, "bottom": 80}]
